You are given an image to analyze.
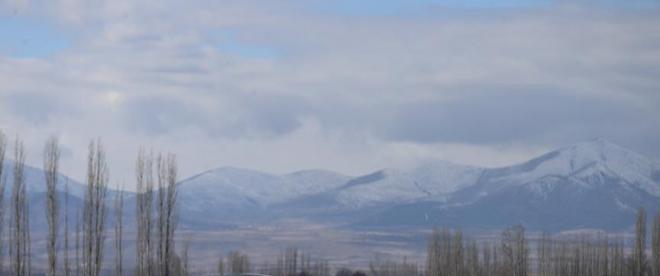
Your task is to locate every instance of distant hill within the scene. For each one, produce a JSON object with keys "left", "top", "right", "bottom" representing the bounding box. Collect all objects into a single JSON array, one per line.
[
  {"left": 176, "top": 138, "right": 660, "bottom": 231},
  {"left": 11, "top": 138, "right": 660, "bottom": 231},
  {"left": 358, "top": 138, "right": 660, "bottom": 231}
]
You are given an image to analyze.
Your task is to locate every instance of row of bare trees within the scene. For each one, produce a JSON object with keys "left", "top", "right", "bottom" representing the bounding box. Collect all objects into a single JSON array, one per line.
[
  {"left": 216, "top": 247, "right": 417, "bottom": 276},
  {"left": 535, "top": 210, "right": 652, "bottom": 276},
  {"left": 426, "top": 209, "right": 660, "bottom": 276},
  {"left": 368, "top": 256, "right": 419, "bottom": 276},
  {"left": 215, "top": 247, "right": 333, "bottom": 276},
  {"left": 135, "top": 150, "right": 181, "bottom": 276},
  {"left": 0, "top": 130, "right": 182, "bottom": 276},
  {"left": 536, "top": 232, "right": 627, "bottom": 276},
  {"left": 426, "top": 227, "right": 526, "bottom": 276},
  {"left": 263, "top": 247, "right": 332, "bottom": 276}
]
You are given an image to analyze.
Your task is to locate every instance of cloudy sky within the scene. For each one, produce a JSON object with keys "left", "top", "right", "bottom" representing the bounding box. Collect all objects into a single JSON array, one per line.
[{"left": 1, "top": 0, "right": 659, "bottom": 185}]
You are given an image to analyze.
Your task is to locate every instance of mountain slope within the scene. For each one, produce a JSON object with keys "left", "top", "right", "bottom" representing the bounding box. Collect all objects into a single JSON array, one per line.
[
  {"left": 177, "top": 167, "right": 351, "bottom": 225},
  {"left": 2, "top": 160, "right": 87, "bottom": 197},
  {"left": 362, "top": 139, "right": 660, "bottom": 230},
  {"left": 14, "top": 138, "right": 660, "bottom": 231},
  {"left": 316, "top": 161, "right": 483, "bottom": 209},
  {"left": 474, "top": 138, "right": 660, "bottom": 197}
]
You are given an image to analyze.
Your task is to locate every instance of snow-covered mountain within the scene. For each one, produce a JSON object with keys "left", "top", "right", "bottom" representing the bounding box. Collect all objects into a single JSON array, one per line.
[
  {"left": 1, "top": 161, "right": 92, "bottom": 230},
  {"left": 179, "top": 167, "right": 350, "bottom": 207},
  {"left": 364, "top": 139, "right": 660, "bottom": 230},
  {"left": 12, "top": 138, "right": 660, "bottom": 231},
  {"left": 332, "top": 161, "right": 483, "bottom": 208},
  {"left": 474, "top": 138, "right": 660, "bottom": 198},
  {"left": 174, "top": 138, "right": 660, "bottom": 230},
  {"left": 176, "top": 167, "right": 351, "bottom": 225},
  {"left": 173, "top": 160, "right": 484, "bottom": 225},
  {"left": 1, "top": 160, "right": 87, "bottom": 197}
]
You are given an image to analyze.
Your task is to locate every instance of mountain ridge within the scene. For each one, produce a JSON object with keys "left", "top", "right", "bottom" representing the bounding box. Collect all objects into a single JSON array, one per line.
[{"left": 7, "top": 139, "right": 660, "bottom": 231}]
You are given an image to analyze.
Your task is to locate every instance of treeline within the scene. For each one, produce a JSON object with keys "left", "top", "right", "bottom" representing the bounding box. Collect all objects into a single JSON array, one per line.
[
  {"left": 0, "top": 131, "right": 186, "bottom": 276},
  {"left": 425, "top": 209, "right": 660, "bottom": 276},
  {"left": 214, "top": 247, "right": 418, "bottom": 276},
  {"left": 217, "top": 248, "right": 332, "bottom": 276}
]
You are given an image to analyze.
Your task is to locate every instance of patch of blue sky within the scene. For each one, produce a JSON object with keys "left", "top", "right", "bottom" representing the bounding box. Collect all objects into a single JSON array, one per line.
[
  {"left": 600, "top": 0, "right": 660, "bottom": 10},
  {"left": 0, "top": 16, "right": 74, "bottom": 59}
]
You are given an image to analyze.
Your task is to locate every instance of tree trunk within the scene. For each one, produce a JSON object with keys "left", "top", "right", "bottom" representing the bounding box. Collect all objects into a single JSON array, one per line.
[{"left": 44, "top": 137, "right": 61, "bottom": 276}]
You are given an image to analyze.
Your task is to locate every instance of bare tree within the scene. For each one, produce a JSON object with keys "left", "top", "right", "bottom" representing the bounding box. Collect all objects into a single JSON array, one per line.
[
  {"left": 217, "top": 256, "right": 225, "bottom": 276},
  {"left": 301, "top": 252, "right": 313, "bottom": 274},
  {"left": 654, "top": 213, "right": 660, "bottom": 276},
  {"left": 427, "top": 228, "right": 456, "bottom": 276},
  {"left": 500, "top": 225, "right": 527, "bottom": 276},
  {"left": 227, "top": 251, "right": 251, "bottom": 274},
  {"left": 75, "top": 210, "right": 81, "bottom": 276},
  {"left": 632, "top": 208, "right": 648, "bottom": 276},
  {"left": 114, "top": 184, "right": 125, "bottom": 276},
  {"left": 466, "top": 241, "right": 479, "bottom": 276},
  {"left": 157, "top": 153, "right": 178, "bottom": 276},
  {"left": 537, "top": 232, "right": 551, "bottom": 276},
  {"left": 312, "top": 259, "right": 331, "bottom": 276},
  {"left": 0, "top": 131, "right": 6, "bottom": 274},
  {"left": 514, "top": 226, "right": 528, "bottom": 276},
  {"left": 10, "top": 138, "right": 30, "bottom": 276},
  {"left": 136, "top": 149, "right": 155, "bottom": 276},
  {"left": 451, "top": 229, "right": 464, "bottom": 276},
  {"left": 179, "top": 238, "right": 190, "bottom": 276},
  {"left": 82, "top": 140, "right": 109, "bottom": 276},
  {"left": 597, "top": 234, "right": 610, "bottom": 276},
  {"left": 284, "top": 247, "right": 298, "bottom": 276},
  {"left": 612, "top": 236, "right": 626, "bottom": 276},
  {"left": 482, "top": 241, "right": 494, "bottom": 276},
  {"left": 156, "top": 155, "right": 165, "bottom": 275},
  {"left": 64, "top": 178, "right": 71, "bottom": 276},
  {"left": 44, "top": 136, "right": 61, "bottom": 276},
  {"left": 426, "top": 228, "right": 440, "bottom": 276}
]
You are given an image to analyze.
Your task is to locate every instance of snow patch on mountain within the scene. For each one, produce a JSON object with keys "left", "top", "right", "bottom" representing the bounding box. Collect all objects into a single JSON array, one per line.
[
  {"left": 179, "top": 167, "right": 351, "bottom": 212},
  {"left": 480, "top": 138, "right": 660, "bottom": 197},
  {"left": 334, "top": 161, "right": 484, "bottom": 208}
]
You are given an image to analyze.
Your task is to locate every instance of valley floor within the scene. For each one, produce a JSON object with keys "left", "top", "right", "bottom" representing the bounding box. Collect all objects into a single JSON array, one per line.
[{"left": 178, "top": 220, "right": 430, "bottom": 272}]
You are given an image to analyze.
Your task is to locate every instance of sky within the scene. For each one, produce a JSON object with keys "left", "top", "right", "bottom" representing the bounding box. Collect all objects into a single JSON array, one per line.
[{"left": 0, "top": 0, "right": 659, "bottom": 186}]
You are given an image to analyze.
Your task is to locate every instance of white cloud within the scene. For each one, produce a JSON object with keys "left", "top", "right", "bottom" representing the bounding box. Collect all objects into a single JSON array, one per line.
[{"left": 1, "top": 1, "right": 659, "bottom": 185}]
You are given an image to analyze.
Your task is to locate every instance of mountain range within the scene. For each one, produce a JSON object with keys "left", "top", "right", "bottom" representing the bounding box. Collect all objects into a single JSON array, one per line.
[{"left": 7, "top": 138, "right": 660, "bottom": 231}]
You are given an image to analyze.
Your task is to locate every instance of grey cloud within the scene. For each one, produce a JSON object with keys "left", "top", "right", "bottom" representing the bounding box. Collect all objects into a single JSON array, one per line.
[
  {"left": 230, "top": 94, "right": 306, "bottom": 137},
  {"left": 120, "top": 95, "right": 209, "bottom": 135},
  {"left": 120, "top": 92, "right": 306, "bottom": 138},
  {"left": 3, "top": 92, "right": 73, "bottom": 125},
  {"left": 2, "top": 1, "right": 660, "bottom": 182},
  {"left": 381, "top": 87, "right": 659, "bottom": 148}
]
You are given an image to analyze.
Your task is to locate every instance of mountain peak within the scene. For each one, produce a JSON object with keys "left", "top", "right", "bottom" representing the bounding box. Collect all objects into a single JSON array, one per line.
[
  {"left": 566, "top": 137, "right": 623, "bottom": 154},
  {"left": 554, "top": 138, "right": 653, "bottom": 170},
  {"left": 495, "top": 138, "right": 660, "bottom": 195},
  {"left": 558, "top": 138, "right": 616, "bottom": 162}
]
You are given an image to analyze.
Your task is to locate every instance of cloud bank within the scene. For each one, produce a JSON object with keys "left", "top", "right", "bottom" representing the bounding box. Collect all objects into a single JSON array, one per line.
[{"left": 0, "top": 0, "right": 659, "bottom": 184}]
